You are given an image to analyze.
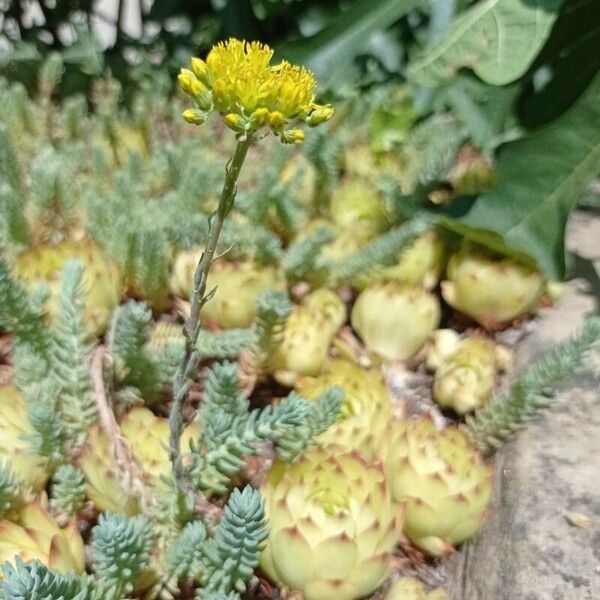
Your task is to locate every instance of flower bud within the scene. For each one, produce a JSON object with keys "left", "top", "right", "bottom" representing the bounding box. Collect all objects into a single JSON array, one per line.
[
  {"left": 282, "top": 128, "right": 305, "bottom": 144},
  {"left": 177, "top": 68, "right": 197, "bottom": 96},
  {"left": 182, "top": 108, "right": 207, "bottom": 126},
  {"left": 306, "top": 104, "right": 334, "bottom": 126},
  {"left": 248, "top": 107, "right": 270, "bottom": 129},
  {"left": 190, "top": 57, "right": 209, "bottom": 85},
  {"left": 224, "top": 113, "right": 246, "bottom": 132},
  {"left": 211, "top": 79, "right": 232, "bottom": 113},
  {"left": 268, "top": 110, "right": 286, "bottom": 132}
]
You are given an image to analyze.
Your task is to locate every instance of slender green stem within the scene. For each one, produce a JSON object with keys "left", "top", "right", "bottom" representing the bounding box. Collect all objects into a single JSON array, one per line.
[{"left": 169, "top": 135, "right": 253, "bottom": 495}]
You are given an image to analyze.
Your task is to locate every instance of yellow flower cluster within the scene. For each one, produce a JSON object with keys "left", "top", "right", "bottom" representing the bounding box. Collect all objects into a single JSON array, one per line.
[{"left": 178, "top": 38, "right": 333, "bottom": 143}]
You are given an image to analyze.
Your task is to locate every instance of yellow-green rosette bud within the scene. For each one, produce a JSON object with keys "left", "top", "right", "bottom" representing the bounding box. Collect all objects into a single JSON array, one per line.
[
  {"left": 260, "top": 446, "right": 402, "bottom": 600},
  {"left": 385, "top": 577, "right": 448, "bottom": 600},
  {"left": 433, "top": 337, "right": 505, "bottom": 414},
  {"left": 425, "top": 329, "right": 461, "bottom": 372},
  {"left": 385, "top": 577, "right": 426, "bottom": 600},
  {"left": 0, "top": 386, "right": 49, "bottom": 492},
  {"left": 170, "top": 250, "right": 284, "bottom": 329},
  {"left": 296, "top": 358, "right": 393, "bottom": 463},
  {"left": 388, "top": 417, "right": 492, "bottom": 556},
  {"left": 0, "top": 502, "right": 85, "bottom": 575},
  {"left": 271, "top": 289, "right": 346, "bottom": 385},
  {"left": 351, "top": 283, "right": 440, "bottom": 361},
  {"left": 441, "top": 242, "right": 545, "bottom": 330},
  {"left": 15, "top": 239, "right": 123, "bottom": 335},
  {"left": 355, "top": 229, "right": 446, "bottom": 291}
]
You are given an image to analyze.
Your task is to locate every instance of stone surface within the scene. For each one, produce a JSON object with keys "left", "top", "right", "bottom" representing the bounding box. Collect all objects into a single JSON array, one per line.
[{"left": 447, "top": 211, "right": 600, "bottom": 600}]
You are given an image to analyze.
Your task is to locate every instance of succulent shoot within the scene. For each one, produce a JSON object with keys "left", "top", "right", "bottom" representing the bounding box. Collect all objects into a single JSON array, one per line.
[
  {"left": 351, "top": 283, "right": 440, "bottom": 361},
  {"left": 260, "top": 446, "right": 402, "bottom": 600},
  {"left": 388, "top": 418, "right": 492, "bottom": 556},
  {"left": 441, "top": 242, "right": 545, "bottom": 330}
]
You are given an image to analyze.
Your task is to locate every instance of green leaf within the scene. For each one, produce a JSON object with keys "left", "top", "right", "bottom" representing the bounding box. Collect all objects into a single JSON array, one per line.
[
  {"left": 441, "top": 74, "right": 600, "bottom": 280},
  {"left": 518, "top": 0, "right": 600, "bottom": 127},
  {"left": 279, "top": 0, "right": 423, "bottom": 87},
  {"left": 408, "top": 0, "right": 562, "bottom": 86}
]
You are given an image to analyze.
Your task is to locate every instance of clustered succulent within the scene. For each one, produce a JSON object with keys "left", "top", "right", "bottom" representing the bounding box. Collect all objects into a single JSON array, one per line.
[{"left": 0, "top": 34, "right": 597, "bottom": 600}]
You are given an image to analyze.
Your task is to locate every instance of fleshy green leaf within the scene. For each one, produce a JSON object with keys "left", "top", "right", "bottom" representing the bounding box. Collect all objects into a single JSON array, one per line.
[
  {"left": 408, "top": 0, "right": 563, "bottom": 86},
  {"left": 441, "top": 74, "right": 600, "bottom": 280},
  {"left": 279, "top": 0, "right": 423, "bottom": 87}
]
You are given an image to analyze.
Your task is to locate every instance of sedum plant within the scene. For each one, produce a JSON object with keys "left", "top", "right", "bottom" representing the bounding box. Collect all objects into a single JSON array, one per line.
[
  {"left": 466, "top": 316, "right": 600, "bottom": 454},
  {"left": 170, "top": 38, "right": 333, "bottom": 499}
]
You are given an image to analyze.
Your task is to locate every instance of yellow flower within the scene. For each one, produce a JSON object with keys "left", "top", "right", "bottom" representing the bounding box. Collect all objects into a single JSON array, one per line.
[{"left": 179, "top": 38, "right": 333, "bottom": 141}]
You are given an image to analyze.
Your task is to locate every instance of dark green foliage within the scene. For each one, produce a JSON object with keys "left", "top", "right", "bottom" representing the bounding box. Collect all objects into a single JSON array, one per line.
[
  {"left": 192, "top": 383, "right": 341, "bottom": 493},
  {"left": 24, "top": 401, "right": 65, "bottom": 465},
  {"left": 276, "top": 387, "right": 344, "bottom": 462},
  {"left": 253, "top": 290, "right": 292, "bottom": 371},
  {"left": 0, "top": 257, "right": 48, "bottom": 359},
  {"left": 0, "top": 124, "right": 21, "bottom": 194},
  {"left": 165, "top": 520, "right": 207, "bottom": 583},
  {"left": 202, "top": 362, "right": 249, "bottom": 417},
  {"left": 0, "top": 183, "right": 30, "bottom": 250}
]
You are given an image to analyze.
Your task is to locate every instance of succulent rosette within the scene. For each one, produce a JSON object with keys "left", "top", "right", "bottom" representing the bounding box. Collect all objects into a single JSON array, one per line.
[
  {"left": 15, "top": 239, "right": 123, "bottom": 335},
  {"left": 329, "top": 179, "right": 389, "bottom": 244},
  {"left": 0, "top": 501, "right": 85, "bottom": 575},
  {"left": 271, "top": 289, "right": 346, "bottom": 385},
  {"left": 351, "top": 283, "right": 440, "bottom": 361},
  {"left": 296, "top": 358, "right": 393, "bottom": 462},
  {"left": 441, "top": 242, "right": 545, "bottom": 330},
  {"left": 385, "top": 577, "right": 448, "bottom": 600},
  {"left": 78, "top": 407, "right": 199, "bottom": 515},
  {"left": 425, "top": 329, "right": 461, "bottom": 372},
  {"left": 169, "top": 252, "right": 283, "bottom": 329},
  {"left": 260, "top": 446, "right": 402, "bottom": 600},
  {"left": 388, "top": 417, "right": 492, "bottom": 556},
  {"left": 433, "top": 338, "right": 502, "bottom": 414},
  {"left": 0, "top": 386, "right": 49, "bottom": 492},
  {"left": 354, "top": 229, "right": 445, "bottom": 292}
]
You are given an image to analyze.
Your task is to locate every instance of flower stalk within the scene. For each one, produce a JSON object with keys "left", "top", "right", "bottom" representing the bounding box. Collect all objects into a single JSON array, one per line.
[{"left": 169, "top": 134, "right": 254, "bottom": 495}]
